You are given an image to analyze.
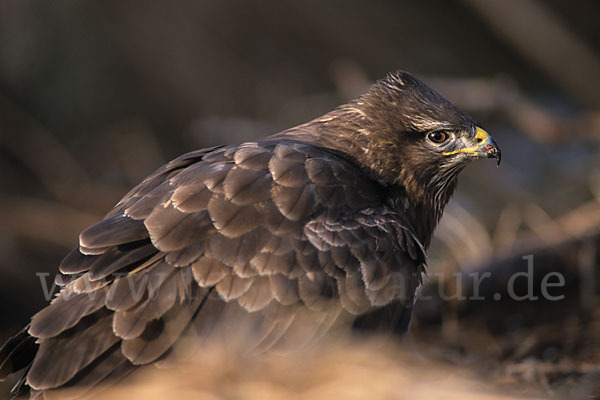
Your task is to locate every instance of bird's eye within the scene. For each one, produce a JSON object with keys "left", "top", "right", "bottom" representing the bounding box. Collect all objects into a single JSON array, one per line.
[{"left": 427, "top": 131, "right": 449, "bottom": 144}]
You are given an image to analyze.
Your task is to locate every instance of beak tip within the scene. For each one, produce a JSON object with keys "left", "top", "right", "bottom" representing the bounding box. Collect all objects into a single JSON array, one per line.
[{"left": 480, "top": 130, "right": 501, "bottom": 166}]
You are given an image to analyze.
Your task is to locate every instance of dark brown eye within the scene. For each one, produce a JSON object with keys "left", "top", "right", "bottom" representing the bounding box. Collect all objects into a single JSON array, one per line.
[{"left": 427, "top": 131, "right": 449, "bottom": 144}]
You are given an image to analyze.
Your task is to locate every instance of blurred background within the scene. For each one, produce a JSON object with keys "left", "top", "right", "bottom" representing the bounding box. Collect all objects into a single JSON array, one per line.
[{"left": 0, "top": 0, "right": 599, "bottom": 398}]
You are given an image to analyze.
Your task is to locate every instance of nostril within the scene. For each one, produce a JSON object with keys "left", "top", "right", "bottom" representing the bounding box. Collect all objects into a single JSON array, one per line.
[{"left": 476, "top": 138, "right": 483, "bottom": 144}]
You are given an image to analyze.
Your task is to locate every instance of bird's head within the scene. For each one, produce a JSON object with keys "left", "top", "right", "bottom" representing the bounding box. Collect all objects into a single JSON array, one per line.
[
  {"left": 312, "top": 70, "right": 501, "bottom": 241},
  {"left": 326, "top": 71, "right": 500, "bottom": 197}
]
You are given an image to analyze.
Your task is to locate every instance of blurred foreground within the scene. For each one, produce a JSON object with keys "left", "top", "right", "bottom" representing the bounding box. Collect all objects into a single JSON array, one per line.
[{"left": 39, "top": 336, "right": 551, "bottom": 400}]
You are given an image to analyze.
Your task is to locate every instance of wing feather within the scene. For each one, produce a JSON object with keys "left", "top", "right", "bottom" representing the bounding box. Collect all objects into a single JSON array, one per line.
[
  {"left": 121, "top": 290, "right": 206, "bottom": 365},
  {"left": 29, "top": 292, "right": 107, "bottom": 340},
  {"left": 79, "top": 215, "right": 147, "bottom": 250},
  {"left": 237, "top": 276, "right": 274, "bottom": 312},
  {"left": 28, "top": 312, "right": 119, "bottom": 390},
  {"left": 113, "top": 273, "right": 179, "bottom": 340},
  {"left": 207, "top": 195, "right": 262, "bottom": 237},
  {"left": 223, "top": 166, "right": 272, "bottom": 205}
]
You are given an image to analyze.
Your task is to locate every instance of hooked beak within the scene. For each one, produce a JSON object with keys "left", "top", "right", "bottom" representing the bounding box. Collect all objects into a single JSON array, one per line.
[{"left": 443, "top": 127, "right": 501, "bottom": 166}]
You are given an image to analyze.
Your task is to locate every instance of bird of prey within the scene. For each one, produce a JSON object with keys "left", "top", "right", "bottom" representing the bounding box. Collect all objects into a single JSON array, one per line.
[{"left": 0, "top": 71, "right": 500, "bottom": 398}]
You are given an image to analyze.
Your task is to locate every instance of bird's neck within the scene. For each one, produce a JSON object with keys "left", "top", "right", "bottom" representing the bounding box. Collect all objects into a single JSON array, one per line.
[{"left": 391, "top": 163, "right": 461, "bottom": 248}]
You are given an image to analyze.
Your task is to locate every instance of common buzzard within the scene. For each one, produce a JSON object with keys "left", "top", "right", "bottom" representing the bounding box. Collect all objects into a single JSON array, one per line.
[{"left": 0, "top": 71, "right": 500, "bottom": 398}]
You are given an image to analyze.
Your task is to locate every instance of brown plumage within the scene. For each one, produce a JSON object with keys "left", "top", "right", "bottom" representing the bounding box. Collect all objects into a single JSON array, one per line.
[{"left": 0, "top": 71, "right": 500, "bottom": 398}]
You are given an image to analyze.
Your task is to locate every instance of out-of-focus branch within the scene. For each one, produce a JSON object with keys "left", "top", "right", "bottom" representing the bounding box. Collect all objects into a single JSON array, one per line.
[{"left": 0, "top": 195, "right": 100, "bottom": 248}]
